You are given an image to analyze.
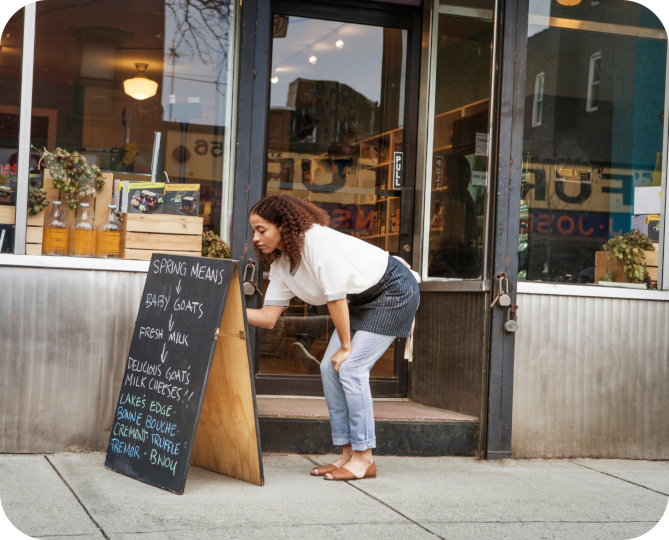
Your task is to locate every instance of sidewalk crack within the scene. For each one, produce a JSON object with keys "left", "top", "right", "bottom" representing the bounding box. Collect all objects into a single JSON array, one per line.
[
  {"left": 569, "top": 461, "right": 669, "bottom": 497},
  {"left": 44, "top": 456, "right": 110, "bottom": 540},
  {"left": 305, "top": 456, "right": 446, "bottom": 539}
]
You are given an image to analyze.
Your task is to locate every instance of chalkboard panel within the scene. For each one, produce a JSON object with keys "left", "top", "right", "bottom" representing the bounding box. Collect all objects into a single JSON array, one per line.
[{"left": 104, "top": 255, "right": 263, "bottom": 494}]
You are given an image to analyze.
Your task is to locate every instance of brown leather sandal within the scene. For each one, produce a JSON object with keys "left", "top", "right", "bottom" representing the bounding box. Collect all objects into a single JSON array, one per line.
[
  {"left": 324, "top": 462, "right": 377, "bottom": 481},
  {"left": 311, "top": 463, "right": 338, "bottom": 476}
]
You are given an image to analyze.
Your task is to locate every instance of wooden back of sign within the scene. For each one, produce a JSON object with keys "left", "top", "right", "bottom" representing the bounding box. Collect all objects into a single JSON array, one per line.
[{"left": 191, "top": 271, "right": 263, "bottom": 486}]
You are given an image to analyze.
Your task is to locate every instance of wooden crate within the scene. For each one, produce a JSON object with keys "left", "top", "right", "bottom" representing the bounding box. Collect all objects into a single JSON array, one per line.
[
  {"left": 0, "top": 206, "right": 45, "bottom": 254},
  {"left": 121, "top": 214, "right": 203, "bottom": 260},
  {"left": 27, "top": 211, "right": 45, "bottom": 254},
  {"left": 0, "top": 205, "right": 15, "bottom": 225},
  {"left": 595, "top": 251, "right": 658, "bottom": 284}
]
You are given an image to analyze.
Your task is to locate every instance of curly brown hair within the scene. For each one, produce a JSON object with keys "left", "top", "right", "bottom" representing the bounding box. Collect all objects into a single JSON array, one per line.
[{"left": 250, "top": 194, "right": 329, "bottom": 269}]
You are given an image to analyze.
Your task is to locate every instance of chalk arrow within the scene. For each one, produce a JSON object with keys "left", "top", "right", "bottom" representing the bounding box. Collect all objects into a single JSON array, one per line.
[
  {"left": 176, "top": 279, "right": 182, "bottom": 294},
  {"left": 169, "top": 314, "right": 175, "bottom": 331},
  {"left": 161, "top": 343, "right": 168, "bottom": 363}
]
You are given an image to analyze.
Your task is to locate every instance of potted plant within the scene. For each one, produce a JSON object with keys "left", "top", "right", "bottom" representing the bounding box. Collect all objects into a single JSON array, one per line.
[
  {"left": 0, "top": 163, "right": 17, "bottom": 204},
  {"left": 201, "top": 231, "right": 231, "bottom": 259},
  {"left": 38, "top": 147, "right": 105, "bottom": 210},
  {"left": 602, "top": 229, "right": 655, "bottom": 284}
]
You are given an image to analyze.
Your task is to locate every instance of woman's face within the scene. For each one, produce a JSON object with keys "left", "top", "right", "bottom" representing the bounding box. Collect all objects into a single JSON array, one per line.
[{"left": 250, "top": 213, "right": 283, "bottom": 254}]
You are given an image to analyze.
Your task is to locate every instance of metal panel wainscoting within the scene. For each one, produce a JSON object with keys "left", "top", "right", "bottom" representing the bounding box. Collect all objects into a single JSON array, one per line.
[
  {"left": 0, "top": 267, "right": 146, "bottom": 453},
  {"left": 412, "top": 291, "right": 487, "bottom": 418},
  {"left": 512, "top": 293, "right": 669, "bottom": 459}
]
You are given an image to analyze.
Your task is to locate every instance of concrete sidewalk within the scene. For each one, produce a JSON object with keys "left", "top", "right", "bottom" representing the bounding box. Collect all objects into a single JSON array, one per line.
[{"left": 0, "top": 453, "right": 667, "bottom": 540}]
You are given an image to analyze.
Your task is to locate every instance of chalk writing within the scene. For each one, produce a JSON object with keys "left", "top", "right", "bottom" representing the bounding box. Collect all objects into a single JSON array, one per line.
[
  {"left": 139, "top": 326, "right": 164, "bottom": 340},
  {"left": 109, "top": 438, "right": 140, "bottom": 458},
  {"left": 145, "top": 415, "right": 178, "bottom": 437},
  {"left": 173, "top": 298, "right": 204, "bottom": 319},
  {"left": 190, "top": 262, "right": 226, "bottom": 285},
  {"left": 113, "top": 423, "right": 149, "bottom": 442},
  {"left": 165, "top": 367, "right": 190, "bottom": 385},
  {"left": 119, "top": 392, "right": 146, "bottom": 409},
  {"left": 150, "top": 434, "right": 180, "bottom": 455},
  {"left": 168, "top": 331, "right": 189, "bottom": 346},
  {"left": 150, "top": 449, "right": 177, "bottom": 476},
  {"left": 145, "top": 293, "right": 170, "bottom": 310},
  {"left": 127, "top": 357, "right": 162, "bottom": 377},
  {"left": 152, "top": 258, "right": 187, "bottom": 276},
  {"left": 149, "top": 400, "right": 173, "bottom": 417}
]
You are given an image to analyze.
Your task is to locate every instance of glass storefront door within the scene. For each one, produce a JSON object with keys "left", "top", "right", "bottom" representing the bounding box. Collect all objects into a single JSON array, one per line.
[{"left": 256, "top": 7, "right": 417, "bottom": 396}]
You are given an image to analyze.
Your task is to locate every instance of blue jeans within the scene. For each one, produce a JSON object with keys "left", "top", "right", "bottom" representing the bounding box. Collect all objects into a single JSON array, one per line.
[{"left": 320, "top": 330, "right": 396, "bottom": 451}]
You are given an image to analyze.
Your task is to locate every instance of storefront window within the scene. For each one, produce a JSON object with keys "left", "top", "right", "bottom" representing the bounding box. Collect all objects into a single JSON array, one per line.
[
  {"left": 5, "top": 0, "right": 236, "bottom": 260},
  {"left": 0, "top": 9, "right": 24, "bottom": 253},
  {"left": 425, "top": 0, "right": 495, "bottom": 280},
  {"left": 519, "top": 0, "right": 667, "bottom": 289}
]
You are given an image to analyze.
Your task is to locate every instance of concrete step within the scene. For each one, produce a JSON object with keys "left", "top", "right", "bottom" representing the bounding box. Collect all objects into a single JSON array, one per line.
[{"left": 257, "top": 397, "right": 479, "bottom": 457}]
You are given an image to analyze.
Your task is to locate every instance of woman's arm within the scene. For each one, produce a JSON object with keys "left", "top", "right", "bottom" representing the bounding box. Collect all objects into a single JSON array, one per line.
[
  {"left": 327, "top": 298, "right": 351, "bottom": 372},
  {"left": 247, "top": 305, "right": 286, "bottom": 329}
]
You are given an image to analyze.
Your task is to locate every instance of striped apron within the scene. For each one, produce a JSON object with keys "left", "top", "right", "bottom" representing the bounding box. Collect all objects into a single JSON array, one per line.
[{"left": 347, "top": 255, "right": 420, "bottom": 338}]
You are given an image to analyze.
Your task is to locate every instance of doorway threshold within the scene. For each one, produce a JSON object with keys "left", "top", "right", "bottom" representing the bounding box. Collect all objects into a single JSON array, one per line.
[{"left": 257, "top": 397, "right": 478, "bottom": 456}]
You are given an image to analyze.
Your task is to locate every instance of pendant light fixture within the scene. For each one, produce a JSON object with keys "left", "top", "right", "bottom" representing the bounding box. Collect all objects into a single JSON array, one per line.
[
  {"left": 309, "top": 55, "right": 317, "bottom": 64},
  {"left": 336, "top": 39, "right": 344, "bottom": 49},
  {"left": 557, "top": 0, "right": 581, "bottom": 5},
  {"left": 123, "top": 63, "right": 158, "bottom": 101}
]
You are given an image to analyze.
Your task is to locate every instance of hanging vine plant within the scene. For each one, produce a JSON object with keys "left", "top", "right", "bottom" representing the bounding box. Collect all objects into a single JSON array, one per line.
[
  {"left": 38, "top": 147, "right": 105, "bottom": 210},
  {"left": 603, "top": 229, "right": 655, "bottom": 283}
]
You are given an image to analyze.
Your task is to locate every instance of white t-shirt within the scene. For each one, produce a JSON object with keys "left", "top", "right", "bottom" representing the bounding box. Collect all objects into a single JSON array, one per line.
[{"left": 263, "top": 225, "right": 389, "bottom": 307}]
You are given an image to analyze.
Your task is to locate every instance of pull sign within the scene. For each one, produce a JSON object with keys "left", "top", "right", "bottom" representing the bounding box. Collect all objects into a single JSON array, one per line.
[{"left": 393, "top": 152, "right": 403, "bottom": 190}]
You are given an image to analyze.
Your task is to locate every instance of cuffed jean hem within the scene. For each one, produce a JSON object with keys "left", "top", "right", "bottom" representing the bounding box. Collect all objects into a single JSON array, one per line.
[
  {"left": 332, "top": 435, "right": 351, "bottom": 446},
  {"left": 351, "top": 438, "right": 376, "bottom": 451}
]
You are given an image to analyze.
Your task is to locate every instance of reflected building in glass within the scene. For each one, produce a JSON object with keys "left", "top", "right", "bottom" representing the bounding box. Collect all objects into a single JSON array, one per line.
[{"left": 519, "top": 0, "right": 666, "bottom": 283}]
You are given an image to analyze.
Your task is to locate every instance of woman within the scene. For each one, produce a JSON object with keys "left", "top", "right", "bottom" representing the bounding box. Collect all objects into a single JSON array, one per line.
[{"left": 246, "top": 194, "right": 419, "bottom": 481}]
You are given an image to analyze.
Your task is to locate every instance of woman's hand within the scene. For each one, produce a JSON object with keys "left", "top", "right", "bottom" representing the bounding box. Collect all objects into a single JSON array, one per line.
[
  {"left": 331, "top": 346, "right": 352, "bottom": 373},
  {"left": 326, "top": 298, "right": 352, "bottom": 372}
]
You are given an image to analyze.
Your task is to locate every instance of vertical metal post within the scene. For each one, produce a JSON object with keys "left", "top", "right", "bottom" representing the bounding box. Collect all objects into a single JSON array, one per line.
[
  {"left": 220, "top": 0, "right": 242, "bottom": 245},
  {"left": 231, "top": 0, "right": 272, "bottom": 368},
  {"left": 14, "top": 2, "right": 36, "bottom": 255},
  {"left": 231, "top": 0, "right": 271, "bottom": 266},
  {"left": 410, "top": 0, "right": 434, "bottom": 273},
  {"left": 658, "top": 41, "right": 669, "bottom": 290},
  {"left": 486, "top": 0, "right": 529, "bottom": 459}
]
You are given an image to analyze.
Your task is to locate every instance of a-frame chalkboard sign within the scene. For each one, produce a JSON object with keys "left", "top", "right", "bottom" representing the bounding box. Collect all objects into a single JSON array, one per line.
[{"left": 105, "top": 255, "right": 264, "bottom": 494}]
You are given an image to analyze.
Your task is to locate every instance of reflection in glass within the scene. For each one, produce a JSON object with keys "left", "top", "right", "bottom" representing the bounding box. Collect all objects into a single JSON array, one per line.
[
  {"left": 29, "top": 0, "right": 235, "bottom": 236},
  {"left": 0, "top": 8, "right": 25, "bottom": 252},
  {"left": 261, "top": 15, "right": 408, "bottom": 378},
  {"left": 519, "top": 0, "right": 666, "bottom": 286},
  {"left": 427, "top": 15, "right": 493, "bottom": 279}
]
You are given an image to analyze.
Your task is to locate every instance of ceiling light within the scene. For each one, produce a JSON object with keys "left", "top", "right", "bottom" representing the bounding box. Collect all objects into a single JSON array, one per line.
[
  {"left": 336, "top": 39, "right": 344, "bottom": 49},
  {"left": 309, "top": 55, "right": 317, "bottom": 64},
  {"left": 557, "top": 0, "right": 582, "bottom": 5},
  {"left": 271, "top": 76, "right": 279, "bottom": 84},
  {"left": 123, "top": 63, "right": 158, "bottom": 101}
]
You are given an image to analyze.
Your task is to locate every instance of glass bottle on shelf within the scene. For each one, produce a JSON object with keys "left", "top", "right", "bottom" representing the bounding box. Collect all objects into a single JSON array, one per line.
[
  {"left": 96, "top": 205, "right": 122, "bottom": 259},
  {"left": 42, "top": 201, "right": 69, "bottom": 256},
  {"left": 68, "top": 202, "right": 97, "bottom": 257}
]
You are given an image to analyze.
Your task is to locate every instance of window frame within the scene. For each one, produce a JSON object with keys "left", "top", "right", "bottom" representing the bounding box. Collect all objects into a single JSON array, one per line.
[
  {"left": 532, "top": 72, "right": 545, "bottom": 127},
  {"left": 418, "top": 0, "right": 500, "bottom": 286},
  {"left": 586, "top": 51, "right": 602, "bottom": 113}
]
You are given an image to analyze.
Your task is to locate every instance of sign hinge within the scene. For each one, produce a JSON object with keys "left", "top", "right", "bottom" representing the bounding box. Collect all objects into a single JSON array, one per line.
[{"left": 214, "top": 328, "right": 246, "bottom": 340}]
